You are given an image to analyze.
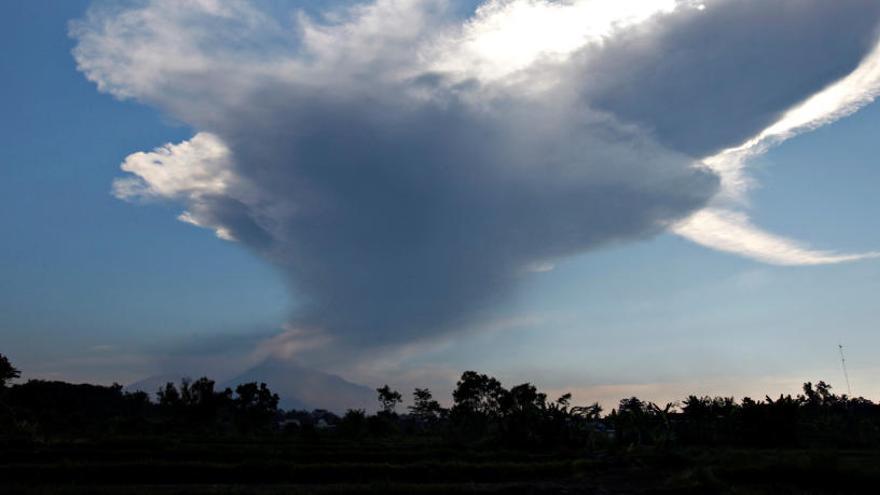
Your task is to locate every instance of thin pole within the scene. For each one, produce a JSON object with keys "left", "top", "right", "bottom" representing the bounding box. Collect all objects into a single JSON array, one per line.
[{"left": 839, "top": 344, "right": 853, "bottom": 397}]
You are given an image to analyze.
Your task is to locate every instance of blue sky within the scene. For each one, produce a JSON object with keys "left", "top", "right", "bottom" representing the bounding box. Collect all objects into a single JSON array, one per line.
[
  {"left": 2, "top": 0, "right": 879, "bottom": 408},
  {"left": 0, "top": 1, "right": 290, "bottom": 379}
]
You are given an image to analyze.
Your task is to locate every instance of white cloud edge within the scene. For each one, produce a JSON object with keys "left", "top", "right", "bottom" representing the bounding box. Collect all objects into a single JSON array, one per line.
[
  {"left": 674, "top": 38, "right": 880, "bottom": 266},
  {"left": 674, "top": 208, "right": 880, "bottom": 266}
]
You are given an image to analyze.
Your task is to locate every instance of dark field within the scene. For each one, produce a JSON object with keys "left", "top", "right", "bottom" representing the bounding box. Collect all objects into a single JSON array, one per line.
[{"left": 3, "top": 438, "right": 879, "bottom": 494}]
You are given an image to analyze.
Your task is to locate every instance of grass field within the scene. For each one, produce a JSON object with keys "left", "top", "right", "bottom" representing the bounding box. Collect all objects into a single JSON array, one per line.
[{"left": 2, "top": 436, "right": 878, "bottom": 494}]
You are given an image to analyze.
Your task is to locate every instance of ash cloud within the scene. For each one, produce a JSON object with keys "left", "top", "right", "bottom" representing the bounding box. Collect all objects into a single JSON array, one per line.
[
  {"left": 71, "top": 0, "right": 880, "bottom": 350},
  {"left": 582, "top": 0, "right": 880, "bottom": 157}
]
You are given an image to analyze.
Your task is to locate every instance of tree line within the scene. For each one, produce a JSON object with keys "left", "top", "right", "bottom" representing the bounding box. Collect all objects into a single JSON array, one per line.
[{"left": 2, "top": 354, "right": 879, "bottom": 449}]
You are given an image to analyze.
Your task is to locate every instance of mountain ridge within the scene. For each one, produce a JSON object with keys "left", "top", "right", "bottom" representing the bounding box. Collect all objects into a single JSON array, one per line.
[{"left": 126, "top": 359, "right": 376, "bottom": 413}]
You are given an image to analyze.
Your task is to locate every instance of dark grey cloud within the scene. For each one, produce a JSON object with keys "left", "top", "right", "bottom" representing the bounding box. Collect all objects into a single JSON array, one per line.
[
  {"left": 198, "top": 94, "right": 716, "bottom": 346},
  {"left": 71, "top": 0, "right": 880, "bottom": 353},
  {"left": 582, "top": 0, "right": 880, "bottom": 156}
]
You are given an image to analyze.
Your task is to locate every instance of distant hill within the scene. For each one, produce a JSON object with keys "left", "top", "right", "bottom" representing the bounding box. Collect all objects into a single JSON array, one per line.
[
  {"left": 224, "top": 359, "right": 376, "bottom": 413},
  {"left": 127, "top": 360, "right": 376, "bottom": 413}
]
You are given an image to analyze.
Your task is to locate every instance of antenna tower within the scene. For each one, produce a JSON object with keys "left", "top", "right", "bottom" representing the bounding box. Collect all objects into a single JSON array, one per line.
[{"left": 838, "top": 344, "right": 853, "bottom": 397}]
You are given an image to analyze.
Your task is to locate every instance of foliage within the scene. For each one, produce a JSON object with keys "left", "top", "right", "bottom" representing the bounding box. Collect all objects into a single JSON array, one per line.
[
  {"left": 3, "top": 353, "right": 880, "bottom": 493},
  {"left": 0, "top": 354, "right": 20, "bottom": 388},
  {"left": 2, "top": 355, "right": 879, "bottom": 452},
  {"left": 409, "top": 388, "right": 445, "bottom": 423},
  {"left": 376, "top": 384, "right": 403, "bottom": 415}
]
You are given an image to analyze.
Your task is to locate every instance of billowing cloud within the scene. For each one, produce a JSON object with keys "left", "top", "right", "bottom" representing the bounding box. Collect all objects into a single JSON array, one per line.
[{"left": 71, "top": 0, "right": 880, "bottom": 348}]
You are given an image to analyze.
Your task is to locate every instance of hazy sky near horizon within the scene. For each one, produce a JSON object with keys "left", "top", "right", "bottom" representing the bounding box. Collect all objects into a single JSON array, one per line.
[{"left": 2, "top": 0, "right": 880, "bottom": 408}]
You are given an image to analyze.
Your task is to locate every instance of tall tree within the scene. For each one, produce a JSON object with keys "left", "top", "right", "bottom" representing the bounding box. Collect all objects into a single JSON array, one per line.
[
  {"left": 0, "top": 354, "right": 20, "bottom": 388},
  {"left": 409, "top": 388, "right": 444, "bottom": 421},
  {"left": 452, "top": 371, "right": 508, "bottom": 417},
  {"left": 234, "top": 382, "right": 280, "bottom": 431},
  {"left": 376, "top": 384, "right": 403, "bottom": 415},
  {"left": 158, "top": 382, "right": 182, "bottom": 407}
]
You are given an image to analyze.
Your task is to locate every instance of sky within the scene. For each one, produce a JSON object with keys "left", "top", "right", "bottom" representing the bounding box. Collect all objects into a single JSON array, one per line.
[{"left": 2, "top": 0, "right": 880, "bottom": 410}]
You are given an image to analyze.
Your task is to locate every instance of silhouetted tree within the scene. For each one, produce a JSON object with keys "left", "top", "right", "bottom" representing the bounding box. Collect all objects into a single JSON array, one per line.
[
  {"left": 340, "top": 408, "right": 367, "bottom": 437},
  {"left": 499, "top": 383, "right": 549, "bottom": 446},
  {"left": 409, "top": 388, "right": 444, "bottom": 422},
  {"left": 1, "top": 380, "right": 150, "bottom": 435},
  {"left": 555, "top": 393, "right": 572, "bottom": 409},
  {"left": 6, "top": 367, "right": 880, "bottom": 451},
  {"left": 612, "top": 397, "right": 675, "bottom": 446},
  {"left": 234, "top": 382, "right": 280, "bottom": 432},
  {"left": 803, "top": 381, "right": 838, "bottom": 406},
  {"left": 505, "top": 383, "right": 547, "bottom": 414},
  {"left": 452, "top": 371, "right": 507, "bottom": 418},
  {"left": 570, "top": 403, "right": 602, "bottom": 421},
  {"left": 376, "top": 384, "right": 403, "bottom": 415},
  {"left": 181, "top": 377, "right": 231, "bottom": 408},
  {"left": 0, "top": 354, "right": 20, "bottom": 388},
  {"left": 158, "top": 382, "right": 182, "bottom": 407},
  {"left": 156, "top": 377, "right": 233, "bottom": 428}
]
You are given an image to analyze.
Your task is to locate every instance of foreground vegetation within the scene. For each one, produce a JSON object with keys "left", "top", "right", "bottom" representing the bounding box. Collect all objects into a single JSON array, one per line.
[{"left": 2, "top": 354, "right": 878, "bottom": 493}]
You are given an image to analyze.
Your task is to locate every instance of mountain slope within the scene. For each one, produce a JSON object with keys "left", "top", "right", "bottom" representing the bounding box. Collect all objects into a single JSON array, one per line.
[
  {"left": 127, "top": 361, "right": 376, "bottom": 413},
  {"left": 224, "top": 359, "right": 376, "bottom": 413}
]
